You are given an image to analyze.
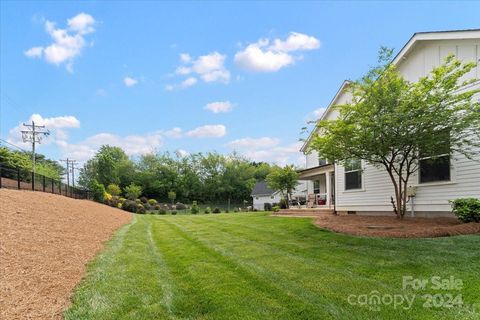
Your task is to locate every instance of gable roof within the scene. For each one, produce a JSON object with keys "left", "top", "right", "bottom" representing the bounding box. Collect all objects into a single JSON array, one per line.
[
  {"left": 251, "top": 181, "right": 276, "bottom": 196},
  {"left": 300, "top": 80, "right": 351, "bottom": 152},
  {"left": 392, "top": 29, "right": 480, "bottom": 66}
]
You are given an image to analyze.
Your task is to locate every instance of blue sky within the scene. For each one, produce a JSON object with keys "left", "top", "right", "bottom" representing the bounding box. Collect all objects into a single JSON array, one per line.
[{"left": 1, "top": 1, "right": 479, "bottom": 166}]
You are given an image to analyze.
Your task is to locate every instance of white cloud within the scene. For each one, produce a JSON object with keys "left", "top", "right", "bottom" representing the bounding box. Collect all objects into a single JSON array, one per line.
[
  {"left": 175, "top": 149, "right": 189, "bottom": 158},
  {"left": 185, "top": 125, "right": 226, "bottom": 138},
  {"left": 226, "top": 137, "right": 280, "bottom": 149},
  {"left": 24, "top": 46, "right": 43, "bottom": 58},
  {"left": 7, "top": 114, "right": 81, "bottom": 149},
  {"left": 181, "top": 77, "right": 197, "bottom": 88},
  {"left": 234, "top": 32, "right": 320, "bottom": 72},
  {"left": 24, "top": 13, "right": 95, "bottom": 72},
  {"left": 204, "top": 101, "right": 234, "bottom": 113},
  {"left": 271, "top": 32, "right": 320, "bottom": 52},
  {"left": 67, "top": 13, "right": 95, "bottom": 35},
  {"left": 305, "top": 107, "right": 327, "bottom": 122},
  {"left": 226, "top": 137, "right": 303, "bottom": 166},
  {"left": 169, "top": 51, "right": 230, "bottom": 90},
  {"left": 164, "top": 127, "right": 183, "bottom": 138},
  {"left": 124, "top": 76, "right": 138, "bottom": 87}
]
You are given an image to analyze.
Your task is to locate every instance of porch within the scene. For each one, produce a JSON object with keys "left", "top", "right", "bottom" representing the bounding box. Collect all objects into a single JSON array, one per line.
[{"left": 297, "top": 164, "right": 335, "bottom": 210}]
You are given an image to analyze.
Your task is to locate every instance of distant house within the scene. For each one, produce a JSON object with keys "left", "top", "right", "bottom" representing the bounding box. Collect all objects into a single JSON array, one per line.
[
  {"left": 299, "top": 29, "right": 480, "bottom": 217},
  {"left": 251, "top": 181, "right": 281, "bottom": 210}
]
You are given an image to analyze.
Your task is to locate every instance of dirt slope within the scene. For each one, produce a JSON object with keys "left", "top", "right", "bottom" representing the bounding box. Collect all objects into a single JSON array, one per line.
[{"left": 0, "top": 188, "right": 132, "bottom": 320}]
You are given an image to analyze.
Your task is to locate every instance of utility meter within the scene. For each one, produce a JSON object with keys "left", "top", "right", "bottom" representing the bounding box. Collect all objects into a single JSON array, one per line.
[{"left": 407, "top": 186, "right": 417, "bottom": 197}]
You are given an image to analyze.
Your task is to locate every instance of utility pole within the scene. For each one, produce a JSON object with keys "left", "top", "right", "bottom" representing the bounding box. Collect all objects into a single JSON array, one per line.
[
  {"left": 21, "top": 121, "right": 50, "bottom": 188},
  {"left": 60, "top": 158, "right": 77, "bottom": 196}
]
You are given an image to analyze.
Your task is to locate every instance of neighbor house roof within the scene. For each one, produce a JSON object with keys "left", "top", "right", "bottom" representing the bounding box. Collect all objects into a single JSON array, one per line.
[{"left": 251, "top": 181, "right": 276, "bottom": 196}]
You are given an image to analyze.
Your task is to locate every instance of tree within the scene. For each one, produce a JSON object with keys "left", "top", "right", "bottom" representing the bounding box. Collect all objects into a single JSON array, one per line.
[
  {"left": 107, "top": 183, "right": 122, "bottom": 196},
  {"left": 310, "top": 48, "right": 480, "bottom": 218},
  {"left": 124, "top": 183, "right": 142, "bottom": 200},
  {"left": 266, "top": 165, "right": 299, "bottom": 208},
  {"left": 168, "top": 191, "right": 176, "bottom": 205}
]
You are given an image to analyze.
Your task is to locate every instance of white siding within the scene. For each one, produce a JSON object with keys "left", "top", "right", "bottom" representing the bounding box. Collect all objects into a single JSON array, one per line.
[
  {"left": 253, "top": 194, "right": 281, "bottom": 210},
  {"left": 335, "top": 37, "right": 480, "bottom": 216}
]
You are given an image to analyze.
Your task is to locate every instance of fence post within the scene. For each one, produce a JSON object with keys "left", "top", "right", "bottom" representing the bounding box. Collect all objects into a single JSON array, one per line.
[
  {"left": 42, "top": 175, "right": 46, "bottom": 192},
  {"left": 31, "top": 172, "right": 34, "bottom": 191},
  {"left": 0, "top": 166, "right": 2, "bottom": 189},
  {"left": 51, "top": 179, "right": 54, "bottom": 193},
  {"left": 17, "top": 168, "right": 21, "bottom": 189}
]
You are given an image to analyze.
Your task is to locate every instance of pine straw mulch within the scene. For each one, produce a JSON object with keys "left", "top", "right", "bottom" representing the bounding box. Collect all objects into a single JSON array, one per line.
[
  {"left": 0, "top": 188, "right": 132, "bottom": 320},
  {"left": 273, "top": 211, "right": 480, "bottom": 238}
]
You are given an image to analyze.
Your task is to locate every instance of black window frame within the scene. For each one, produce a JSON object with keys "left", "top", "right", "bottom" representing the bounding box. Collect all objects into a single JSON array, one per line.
[{"left": 419, "top": 154, "right": 451, "bottom": 184}]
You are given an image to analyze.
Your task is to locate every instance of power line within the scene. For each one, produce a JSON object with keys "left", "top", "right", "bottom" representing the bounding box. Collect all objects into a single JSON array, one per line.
[
  {"left": 59, "top": 158, "right": 77, "bottom": 194},
  {"left": 0, "top": 138, "right": 29, "bottom": 152}
]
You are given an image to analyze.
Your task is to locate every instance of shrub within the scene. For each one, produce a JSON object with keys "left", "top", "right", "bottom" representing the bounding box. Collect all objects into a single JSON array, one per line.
[
  {"left": 122, "top": 200, "right": 138, "bottom": 213},
  {"left": 137, "top": 204, "right": 146, "bottom": 214},
  {"left": 233, "top": 208, "right": 239, "bottom": 213},
  {"left": 212, "top": 207, "right": 221, "bottom": 214},
  {"left": 148, "top": 199, "right": 158, "bottom": 206},
  {"left": 191, "top": 201, "right": 199, "bottom": 214},
  {"left": 139, "top": 196, "right": 148, "bottom": 204},
  {"left": 117, "top": 202, "right": 122, "bottom": 209},
  {"left": 176, "top": 202, "right": 187, "bottom": 210},
  {"left": 124, "top": 183, "right": 142, "bottom": 200},
  {"left": 103, "top": 192, "right": 113, "bottom": 204},
  {"left": 90, "top": 180, "right": 106, "bottom": 202},
  {"left": 119, "top": 197, "right": 126, "bottom": 203},
  {"left": 171, "top": 211, "right": 177, "bottom": 215},
  {"left": 106, "top": 183, "right": 121, "bottom": 196},
  {"left": 272, "top": 206, "right": 280, "bottom": 212},
  {"left": 204, "top": 206, "right": 211, "bottom": 214},
  {"left": 450, "top": 198, "right": 480, "bottom": 223},
  {"left": 154, "top": 204, "right": 161, "bottom": 210},
  {"left": 168, "top": 191, "right": 176, "bottom": 204},
  {"left": 158, "top": 208, "right": 167, "bottom": 215},
  {"left": 279, "top": 199, "right": 288, "bottom": 209},
  {"left": 225, "top": 209, "right": 229, "bottom": 213},
  {"left": 135, "top": 199, "right": 142, "bottom": 204},
  {"left": 264, "top": 203, "right": 272, "bottom": 211}
]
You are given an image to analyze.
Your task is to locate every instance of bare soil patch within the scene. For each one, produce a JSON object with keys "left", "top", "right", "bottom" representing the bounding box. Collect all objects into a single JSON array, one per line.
[
  {"left": 273, "top": 211, "right": 480, "bottom": 238},
  {"left": 0, "top": 188, "right": 132, "bottom": 320}
]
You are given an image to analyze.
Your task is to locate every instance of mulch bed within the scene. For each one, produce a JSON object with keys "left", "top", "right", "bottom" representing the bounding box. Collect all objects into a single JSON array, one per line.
[
  {"left": 0, "top": 188, "right": 132, "bottom": 320},
  {"left": 273, "top": 211, "right": 480, "bottom": 238}
]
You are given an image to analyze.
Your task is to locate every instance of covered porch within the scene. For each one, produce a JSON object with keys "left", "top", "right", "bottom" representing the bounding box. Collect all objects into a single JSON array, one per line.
[{"left": 298, "top": 164, "right": 335, "bottom": 209}]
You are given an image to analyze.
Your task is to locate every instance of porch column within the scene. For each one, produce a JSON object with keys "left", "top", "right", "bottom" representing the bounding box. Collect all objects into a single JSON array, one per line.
[{"left": 325, "top": 171, "right": 331, "bottom": 207}]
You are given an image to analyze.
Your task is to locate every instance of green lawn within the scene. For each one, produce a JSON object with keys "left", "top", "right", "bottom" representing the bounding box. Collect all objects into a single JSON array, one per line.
[{"left": 65, "top": 213, "right": 480, "bottom": 320}]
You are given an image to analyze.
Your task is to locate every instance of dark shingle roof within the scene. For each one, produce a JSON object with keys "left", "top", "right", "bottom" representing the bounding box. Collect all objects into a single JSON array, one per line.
[{"left": 251, "top": 181, "right": 276, "bottom": 196}]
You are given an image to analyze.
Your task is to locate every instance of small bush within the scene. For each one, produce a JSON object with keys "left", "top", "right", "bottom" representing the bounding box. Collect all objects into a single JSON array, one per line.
[
  {"left": 225, "top": 209, "right": 229, "bottom": 213},
  {"left": 450, "top": 198, "right": 480, "bottom": 223},
  {"left": 106, "top": 183, "right": 121, "bottom": 196},
  {"left": 171, "top": 211, "right": 177, "bottom": 215},
  {"left": 90, "top": 180, "right": 106, "bottom": 203},
  {"left": 279, "top": 199, "right": 288, "bottom": 209},
  {"left": 154, "top": 204, "right": 161, "bottom": 210},
  {"left": 148, "top": 199, "right": 158, "bottom": 206},
  {"left": 117, "top": 202, "right": 122, "bottom": 209},
  {"left": 233, "top": 208, "right": 239, "bottom": 213},
  {"left": 137, "top": 204, "right": 146, "bottom": 214},
  {"left": 124, "top": 183, "right": 142, "bottom": 200},
  {"left": 204, "top": 206, "right": 211, "bottom": 214},
  {"left": 176, "top": 202, "right": 187, "bottom": 210},
  {"left": 264, "top": 203, "right": 272, "bottom": 211},
  {"left": 122, "top": 200, "right": 138, "bottom": 213},
  {"left": 158, "top": 208, "right": 167, "bottom": 215},
  {"left": 191, "top": 201, "right": 199, "bottom": 214},
  {"left": 212, "top": 207, "right": 221, "bottom": 214},
  {"left": 140, "top": 196, "right": 148, "bottom": 204},
  {"left": 135, "top": 199, "right": 141, "bottom": 204},
  {"left": 272, "top": 206, "right": 280, "bottom": 212}
]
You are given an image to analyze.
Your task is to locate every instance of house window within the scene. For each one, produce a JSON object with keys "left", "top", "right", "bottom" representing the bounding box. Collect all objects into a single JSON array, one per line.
[
  {"left": 270, "top": 196, "right": 274, "bottom": 199},
  {"left": 313, "top": 180, "right": 320, "bottom": 194},
  {"left": 344, "top": 159, "right": 362, "bottom": 190},
  {"left": 318, "top": 157, "right": 327, "bottom": 166},
  {"left": 255, "top": 197, "right": 259, "bottom": 200},
  {"left": 419, "top": 135, "right": 451, "bottom": 183}
]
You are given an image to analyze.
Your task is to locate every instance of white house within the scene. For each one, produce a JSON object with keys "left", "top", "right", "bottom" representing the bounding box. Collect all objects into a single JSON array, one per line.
[
  {"left": 299, "top": 29, "right": 480, "bottom": 217},
  {"left": 251, "top": 180, "right": 307, "bottom": 210},
  {"left": 251, "top": 181, "right": 282, "bottom": 210}
]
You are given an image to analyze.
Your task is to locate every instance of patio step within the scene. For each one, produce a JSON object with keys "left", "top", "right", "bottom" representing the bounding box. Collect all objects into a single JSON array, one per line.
[{"left": 275, "top": 209, "right": 335, "bottom": 216}]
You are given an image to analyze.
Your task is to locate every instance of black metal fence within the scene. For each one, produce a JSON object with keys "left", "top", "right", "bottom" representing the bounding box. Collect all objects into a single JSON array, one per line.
[{"left": 0, "top": 163, "right": 91, "bottom": 199}]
